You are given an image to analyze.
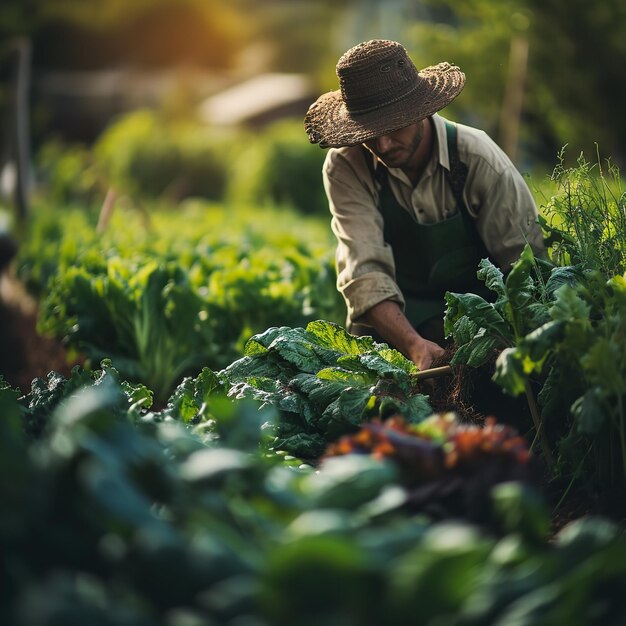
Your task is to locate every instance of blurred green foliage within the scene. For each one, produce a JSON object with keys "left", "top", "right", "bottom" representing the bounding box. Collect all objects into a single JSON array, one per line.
[
  {"left": 93, "top": 109, "right": 231, "bottom": 202},
  {"left": 228, "top": 120, "right": 329, "bottom": 215},
  {"left": 5, "top": 0, "right": 626, "bottom": 171},
  {"left": 35, "top": 139, "right": 102, "bottom": 206},
  {"left": 35, "top": 114, "right": 329, "bottom": 215},
  {"left": 2, "top": 363, "right": 626, "bottom": 626},
  {"left": 404, "top": 0, "right": 626, "bottom": 168}
]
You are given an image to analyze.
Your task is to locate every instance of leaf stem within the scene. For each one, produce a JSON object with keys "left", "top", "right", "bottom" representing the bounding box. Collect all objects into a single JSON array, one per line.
[
  {"left": 525, "top": 380, "right": 555, "bottom": 473},
  {"left": 553, "top": 445, "right": 591, "bottom": 514},
  {"left": 617, "top": 394, "right": 626, "bottom": 482}
]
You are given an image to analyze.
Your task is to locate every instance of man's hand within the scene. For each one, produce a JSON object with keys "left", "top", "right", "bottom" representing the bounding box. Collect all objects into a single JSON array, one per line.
[
  {"left": 361, "top": 300, "right": 445, "bottom": 371},
  {"left": 406, "top": 336, "right": 445, "bottom": 371}
]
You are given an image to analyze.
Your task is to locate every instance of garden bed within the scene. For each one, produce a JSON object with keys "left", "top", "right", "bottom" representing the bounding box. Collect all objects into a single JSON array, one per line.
[{"left": 2, "top": 268, "right": 623, "bottom": 535}]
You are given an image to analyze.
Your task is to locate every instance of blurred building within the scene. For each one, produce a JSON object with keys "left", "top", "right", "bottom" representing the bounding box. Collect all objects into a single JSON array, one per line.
[
  {"left": 32, "top": 67, "right": 228, "bottom": 143},
  {"left": 198, "top": 73, "right": 315, "bottom": 129}
]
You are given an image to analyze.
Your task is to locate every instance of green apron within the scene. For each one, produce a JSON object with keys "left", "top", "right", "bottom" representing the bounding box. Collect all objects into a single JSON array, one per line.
[{"left": 367, "top": 120, "right": 491, "bottom": 329}]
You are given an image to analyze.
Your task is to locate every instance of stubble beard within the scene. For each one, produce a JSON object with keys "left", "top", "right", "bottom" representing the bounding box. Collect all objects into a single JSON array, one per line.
[{"left": 377, "top": 122, "right": 425, "bottom": 170}]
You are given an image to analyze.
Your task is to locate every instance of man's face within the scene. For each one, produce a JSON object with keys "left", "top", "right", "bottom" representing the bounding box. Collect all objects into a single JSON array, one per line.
[{"left": 363, "top": 120, "right": 426, "bottom": 169}]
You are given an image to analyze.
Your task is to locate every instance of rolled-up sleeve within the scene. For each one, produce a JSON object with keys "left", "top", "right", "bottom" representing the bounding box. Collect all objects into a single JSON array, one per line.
[
  {"left": 323, "top": 149, "right": 404, "bottom": 323},
  {"left": 473, "top": 164, "right": 545, "bottom": 271}
]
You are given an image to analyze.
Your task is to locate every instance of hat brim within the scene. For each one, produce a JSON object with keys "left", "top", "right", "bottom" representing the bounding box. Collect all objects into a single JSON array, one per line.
[{"left": 305, "top": 62, "right": 465, "bottom": 148}]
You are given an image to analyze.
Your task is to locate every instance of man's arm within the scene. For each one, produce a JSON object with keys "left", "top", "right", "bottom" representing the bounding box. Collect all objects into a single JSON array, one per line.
[
  {"left": 323, "top": 148, "right": 443, "bottom": 370},
  {"left": 361, "top": 299, "right": 445, "bottom": 370},
  {"left": 470, "top": 158, "right": 545, "bottom": 271}
]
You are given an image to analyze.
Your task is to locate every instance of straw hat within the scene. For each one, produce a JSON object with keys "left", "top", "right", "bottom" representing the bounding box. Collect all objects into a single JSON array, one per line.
[{"left": 304, "top": 39, "right": 465, "bottom": 148}]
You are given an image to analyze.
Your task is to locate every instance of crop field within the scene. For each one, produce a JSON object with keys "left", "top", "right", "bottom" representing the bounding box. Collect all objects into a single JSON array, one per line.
[
  {"left": 3, "top": 0, "right": 626, "bottom": 622},
  {"left": 2, "top": 148, "right": 626, "bottom": 625}
]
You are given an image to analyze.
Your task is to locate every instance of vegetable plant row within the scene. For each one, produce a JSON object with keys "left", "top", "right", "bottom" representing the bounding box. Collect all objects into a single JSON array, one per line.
[
  {"left": 15, "top": 201, "right": 344, "bottom": 402},
  {"left": 3, "top": 349, "right": 626, "bottom": 626}
]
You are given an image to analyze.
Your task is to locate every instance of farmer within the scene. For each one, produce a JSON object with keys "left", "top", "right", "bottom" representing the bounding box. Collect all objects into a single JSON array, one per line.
[{"left": 304, "top": 39, "right": 544, "bottom": 370}]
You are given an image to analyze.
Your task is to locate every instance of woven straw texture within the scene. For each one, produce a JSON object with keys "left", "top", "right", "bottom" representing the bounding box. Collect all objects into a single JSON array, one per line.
[{"left": 305, "top": 40, "right": 465, "bottom": 148}]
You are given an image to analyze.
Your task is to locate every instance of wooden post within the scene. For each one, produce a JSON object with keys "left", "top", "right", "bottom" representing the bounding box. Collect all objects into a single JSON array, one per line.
[
  {"left": 499, "top": 32, "right": 529, "bottom": 164},
  {"left": 7, "top": 37, "right": 32, "bottom": 223}
]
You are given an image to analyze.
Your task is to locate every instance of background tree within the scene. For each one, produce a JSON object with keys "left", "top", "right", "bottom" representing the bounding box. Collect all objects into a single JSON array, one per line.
[
  {"left": 524, "top": 0, "right": 626, "bottom": 167},
  {"left": 401, "top": 0, "right": 626, "bottom": 169}
]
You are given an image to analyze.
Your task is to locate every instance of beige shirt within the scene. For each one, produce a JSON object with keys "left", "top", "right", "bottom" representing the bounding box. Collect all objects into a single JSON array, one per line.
[{"left": 322, "top": 113, "right": 544, "bottom": 325}]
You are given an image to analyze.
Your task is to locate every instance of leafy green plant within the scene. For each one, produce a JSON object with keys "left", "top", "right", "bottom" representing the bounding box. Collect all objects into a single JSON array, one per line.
[
  {"left": 444, "top": 244, "right": 564, "bottom": 464},
  {"left": 16, "top": 201, "right": 343, "bottom": 401},
  {"left": 447, "top": 156, "right": 626, "bottom": 497},
  {"left": 222, "top": 320, "right": 433, "bottom": 459},
  {"left": 493, "top": 271, "right": 626, "bottom": 492},
  {"left": 14, "top": 359, "right": 153, "bottom": 440},
  {"left": 443, "top": 243, "right": 582, "bottom": 370},
  {"left": 35, "top": 139, "right": 104, "bottom": 207},
  {"left": 39, "top": 258, "right": 218, "bottom": 404}
]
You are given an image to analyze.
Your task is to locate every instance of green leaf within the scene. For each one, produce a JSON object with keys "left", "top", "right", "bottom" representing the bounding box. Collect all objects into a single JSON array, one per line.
[
  {"left": 223, "top": 354, "right": 285, "bottom": 383},
  {"left": 523, "top": 302, "right": 552, "bottom": 331},
  {"left": 491, "top": 482, "right": 550, "bottom": 542},
  {"left": 477, "top": 257, "right": 506, "bottom": 298},
  {"left": 305, "top": 319, "right": 374, "bottom": 355},
  {"left": 505, "top": 244, "right": 536, "bottom": 301},
  {"left": 537, "top": 365, "right": 563, "bottom": 422},
  {"left": 243, "top": 326, "right": 285, "bottom": 355},
  {"left": 274, "top": 432, "right": 327, "bottom": 459},
  {"left": 357, "top": 352, "right": 415, "bottom": 379},
  {"left": 389, "top": 522, "right": 490, "bottom": 622},
  {"left": 550, "top": 284, "right": 591, "bottom": 321},
  {"left": 180, "top": 448, "right": 252, "bottom": 483},
  {"left": 451, "top": 327, "right": 499, "bottom": 367},
  {"left": 315, "top": 368, "right": 375, "bottom": 388},
  {"left": 387, "top": 392, "right": 433, "bottom": 424},
  {"left": 320, "top": 387, "right": 375, "bottom": 436},
  {"left": 448, "top": 316, "right": 478, "bottom": 346},
  {"left": 376, "top": 348, "right": 418, "bottom": 375},
  {"left": 607, "top": 273, "right": 626, "bottom": 302},
  {"left": 520, "top": 320, "right": 565, "bottom": 363},
  {"left": 229, "top": 378, "right": 307, "bottom": 420},
  {"left": 555, "top": 516, "right": 618, "bottom": 550},
  {"left": 503, "top": 243, "right": 538, "bottom": 333},
  {"left": 545, "top": 266, "right": 582, "bottom": 297},
  {"left": 302, "top": 455, "right": 398, "bottom": 509},
  {"left": 269, "top": 332, "right": 327, "bottom": 373},
  {"left": 493, "top": 347, "right": 528, "bottom": 396},
  {"left": 571, "top": 388, "right": 607, "bottom": 434},
  {"left": 162, "top": 367, "right": 224, "bottom": 423},
  {"left": 445, "top": 292, "right": 512, "bottom": 342},
  {"left": 580, "top": 338, "right": 626, "bottom": 395}
]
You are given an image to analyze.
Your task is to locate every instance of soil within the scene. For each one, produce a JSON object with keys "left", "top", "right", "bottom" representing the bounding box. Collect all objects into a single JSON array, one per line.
[{"left": 0, "top": 269, "right": 81, "bottom": 394}]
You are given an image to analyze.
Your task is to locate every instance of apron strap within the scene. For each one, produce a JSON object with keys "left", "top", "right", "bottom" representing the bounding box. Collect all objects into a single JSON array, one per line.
[{"left": 443, "top": 119, "right": 470, "bottom": 215}]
